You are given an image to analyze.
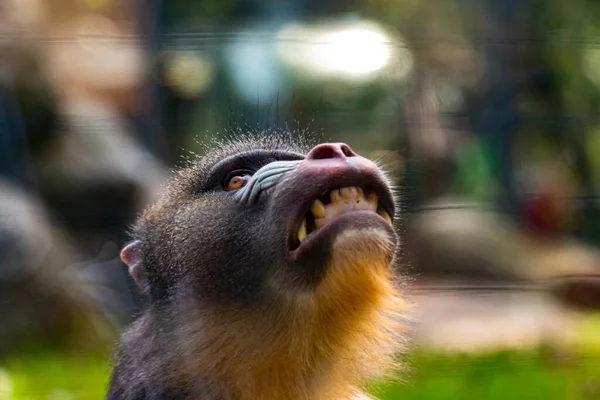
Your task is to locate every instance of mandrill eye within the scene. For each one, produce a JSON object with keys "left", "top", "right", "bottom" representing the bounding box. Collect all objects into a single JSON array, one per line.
[{"left": 224, "top": 170, "right": 252, "bottom": 190}]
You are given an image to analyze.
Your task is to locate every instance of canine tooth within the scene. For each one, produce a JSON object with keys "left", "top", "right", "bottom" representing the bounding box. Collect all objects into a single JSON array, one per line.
[
  {"left": 298, "top": 218, "right": 307, "bottom": 242},
  {"left": 330, "top": 189, "right": 340, "bottom": 205},
  {"left": 356, "top": 187, "right": 364, "bottom": 199},
  {"left": 311, "top": 199, "right": 326, "bottom": 218},
  {"left": 378, "top": 209, "right": 393, "bottom": 226},
  {"left": 340, "top": 187, "right": 352, "bottom": 203},
  {"left": 349, "top": 187, "right": 359, "bottom": 201}
]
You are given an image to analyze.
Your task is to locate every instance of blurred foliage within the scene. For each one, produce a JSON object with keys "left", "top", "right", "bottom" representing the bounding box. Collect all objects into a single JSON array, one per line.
[
  {"left": 452, "top": 138, "right": 499, "bottom": 202},
  {"left": 157, "top": 0, "right": 600, "bottom": 238}
]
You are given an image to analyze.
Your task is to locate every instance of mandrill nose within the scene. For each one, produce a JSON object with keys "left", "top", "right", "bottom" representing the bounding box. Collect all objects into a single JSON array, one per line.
[{"left": 306, "top": 143, "right": 357, "bottom": 160}]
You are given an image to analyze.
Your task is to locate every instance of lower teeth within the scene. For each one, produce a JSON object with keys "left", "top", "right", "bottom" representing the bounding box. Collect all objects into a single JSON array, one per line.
[{"left": 296, "top": 207, "right": 393, "bottom": 245}]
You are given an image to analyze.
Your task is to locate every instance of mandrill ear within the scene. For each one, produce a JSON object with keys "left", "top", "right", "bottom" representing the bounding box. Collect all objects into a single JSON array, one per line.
[{"left": 120, "top": 240, "right": 145, "bottom": 285}]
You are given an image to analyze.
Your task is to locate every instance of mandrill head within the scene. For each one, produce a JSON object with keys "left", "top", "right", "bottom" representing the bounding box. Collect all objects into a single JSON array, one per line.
[{"left": 116, "top": 135, "right": 409, "bottom": 400}]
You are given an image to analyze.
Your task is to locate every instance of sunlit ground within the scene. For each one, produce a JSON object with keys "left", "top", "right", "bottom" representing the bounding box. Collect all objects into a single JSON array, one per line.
[{"left": 2, "top": 314, "right": 600, "bottom": 400}]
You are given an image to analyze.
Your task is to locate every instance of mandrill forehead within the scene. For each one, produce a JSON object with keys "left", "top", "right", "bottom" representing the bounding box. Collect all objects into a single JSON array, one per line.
[
  {"left": 189, "top": 135, "right": 311, "bottom": 175},
  {"left": 133, "top": 134, "right": 311, "bottom": 233}
]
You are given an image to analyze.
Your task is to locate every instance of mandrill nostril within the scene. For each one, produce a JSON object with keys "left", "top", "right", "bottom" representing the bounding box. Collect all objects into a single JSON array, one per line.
[
  {"left": 340, "top": 144, "right": 356, "bottom": 157},
  {"left": 306, "top": 143, "right": 356, "bottom": 160},
  {"left": 315, "top": 147, "right": 335, "bottom": 159}
]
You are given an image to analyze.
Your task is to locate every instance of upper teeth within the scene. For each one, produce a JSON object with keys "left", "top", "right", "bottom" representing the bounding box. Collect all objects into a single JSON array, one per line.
[
  {"left": 310, "top": 199, "right": 326, "bottom": 218},
  {"left": 297, "top": 186, "right": 393, "bottom": 243},
  {"left": 298, "top": 218, "right": 307, "bottom": 243}
]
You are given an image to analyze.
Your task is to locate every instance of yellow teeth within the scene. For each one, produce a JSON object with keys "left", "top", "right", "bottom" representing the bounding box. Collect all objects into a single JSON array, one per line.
[
  {"left": 355, "top": 187, "right": 364, "bottom": 199},
  {"left": 378, "top": 208, "right": 393, "bottom": 226},
  {"left": 367, "top": 192, "right": 378, "bottom": 204},
  {"left": 311, "top": 199, "right": 326, "bottom": 218},
  {"left": 340, "top": 187, "right": 352, "bottom": 203},
  {"left": 297, "top": 187, "right": 392, "bottom": 246},
  {"left": 349, "top": 187, "right": 359, "bottom": 202},
  {"left": 298, "top": 218, "right": 307, "bottom": 243},
  {"left": 330, "top": 189, "right": 340, "bottom": 205}
]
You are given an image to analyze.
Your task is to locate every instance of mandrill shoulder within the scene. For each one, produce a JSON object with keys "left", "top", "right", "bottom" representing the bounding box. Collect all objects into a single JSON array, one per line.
[
  {"left": 107, "top": 316, "right": 171, "bottom": 399},
  {"left": 108, "top": 313, "right": 223, "bottom": 400}
]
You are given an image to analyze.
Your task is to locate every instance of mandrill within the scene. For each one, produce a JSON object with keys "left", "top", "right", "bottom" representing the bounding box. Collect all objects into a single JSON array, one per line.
[{"left": 107, "top": 135, "right": 408, "bottom": 400}]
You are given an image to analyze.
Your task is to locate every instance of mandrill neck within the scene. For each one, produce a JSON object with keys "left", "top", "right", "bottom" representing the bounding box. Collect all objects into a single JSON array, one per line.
[{"left": 166, "top": 231, "right": 408, "bottom": 400}]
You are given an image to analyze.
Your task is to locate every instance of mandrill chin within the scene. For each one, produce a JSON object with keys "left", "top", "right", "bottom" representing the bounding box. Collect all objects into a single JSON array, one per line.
[{"left": 107, "top": 135, "right": 409, "bottom": 400}]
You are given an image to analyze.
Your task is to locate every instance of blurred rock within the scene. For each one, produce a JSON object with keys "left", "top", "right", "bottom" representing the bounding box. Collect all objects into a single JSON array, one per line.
[
  {"left": 0, "top": 179, "right": 113, "bottom": 357},
  {"left": 407, "top": 197, "right": 600, "bottom": 285},
  {"left": 411, "top": 283, "right": 576, "bottom": 353},
  {"left": 406, "top": 197, "right": 600, "bottom": 352},
  {"left": 30, "top": 97, "right": 169, "bottom": 324},
  {"left": 406, "top": 199, "right": 529, "bottom": 281}
]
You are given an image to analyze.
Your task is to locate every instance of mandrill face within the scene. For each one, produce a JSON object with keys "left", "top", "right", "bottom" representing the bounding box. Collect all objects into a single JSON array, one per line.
[
  {"left": 123, "top": 136, "right": 398, "bottom": 309},
  {"left": 113, "top": 135, "right": 406, "bottom": 400}
]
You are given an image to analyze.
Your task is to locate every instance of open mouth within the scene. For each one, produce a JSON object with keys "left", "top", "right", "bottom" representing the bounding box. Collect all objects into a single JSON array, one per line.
[{"left": 292, "top": 185, "right": 393, "bottom": 250}]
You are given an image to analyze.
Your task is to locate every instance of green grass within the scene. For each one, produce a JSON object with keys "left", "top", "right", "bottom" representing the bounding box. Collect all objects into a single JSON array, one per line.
[
  {"left": 2, "top": 348, "right": 600, "bottom": 400},
  {"left": 0, "top": 352, "right": 110, "bottom": 400},
  {"left": 369, "top": 349, "right": 600, "bottom": 400}
]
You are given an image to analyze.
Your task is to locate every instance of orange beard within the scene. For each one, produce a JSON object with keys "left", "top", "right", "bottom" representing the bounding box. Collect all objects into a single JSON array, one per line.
[{"left": 171, "top": 229, "right": 409, "bottom": 400}]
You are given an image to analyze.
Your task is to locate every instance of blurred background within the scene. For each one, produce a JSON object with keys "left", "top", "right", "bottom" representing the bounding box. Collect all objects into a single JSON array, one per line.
[{"left": 2, "top": 0, "right": 600, "bottom": 398}]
